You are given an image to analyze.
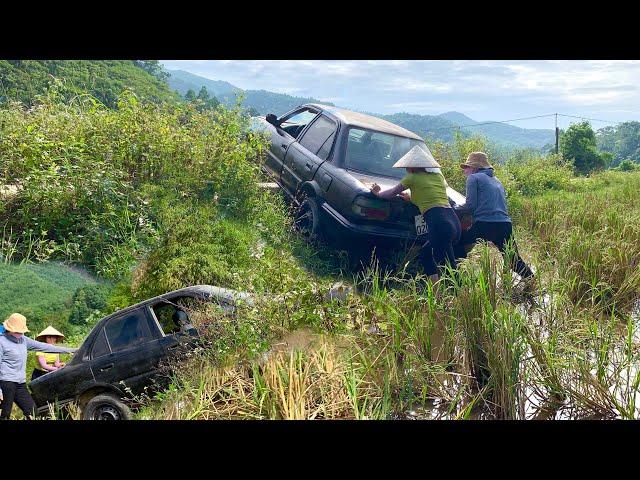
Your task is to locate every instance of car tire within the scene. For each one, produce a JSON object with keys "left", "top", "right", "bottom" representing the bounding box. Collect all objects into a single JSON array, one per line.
[
  {"left": 294, "top": 196, "right": 323, "bottom": 242},
  {"left": 82, "top": 393, "right": 133, "bottom": 420}
]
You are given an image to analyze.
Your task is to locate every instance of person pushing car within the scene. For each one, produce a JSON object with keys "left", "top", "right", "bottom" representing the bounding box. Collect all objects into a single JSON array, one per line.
[
  {"left": 454, "top": 152, "right": 535, "bottom": 286},
  {"left": 0, "top": 313, "right": 77, "bottom": 419},
  {"left": 371, "top": 145, "right": 461, "bottom": 282}
]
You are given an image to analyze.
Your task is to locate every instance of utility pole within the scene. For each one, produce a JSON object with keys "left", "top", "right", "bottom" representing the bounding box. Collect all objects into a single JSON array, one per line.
[{"left": 555, "top": 113, "right": 559, "bottom": 154}]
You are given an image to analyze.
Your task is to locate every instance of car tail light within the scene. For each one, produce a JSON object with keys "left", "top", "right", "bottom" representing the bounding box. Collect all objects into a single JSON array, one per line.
[{"left": 352, "top": 196, "right": 391, "bottom": 220}]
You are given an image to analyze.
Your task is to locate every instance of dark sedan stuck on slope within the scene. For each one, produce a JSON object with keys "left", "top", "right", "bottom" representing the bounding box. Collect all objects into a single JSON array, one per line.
[
  {"left": 29, "top": 285, "right": 251, "bottom": 420},
  {"left": 250, "top": 103, "right": 467, "bottom": 247}
]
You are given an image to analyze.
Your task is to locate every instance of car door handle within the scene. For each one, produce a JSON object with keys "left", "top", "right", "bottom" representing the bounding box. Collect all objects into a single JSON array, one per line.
[
  {"left": 304, "top": 162, "right": 313, "bottom": 171},
  {"left": 280, "top": 143, "right": 288, "bottom": 149},
  {"left": 100, "top": 363, "right": 114, "bottom": 371}
]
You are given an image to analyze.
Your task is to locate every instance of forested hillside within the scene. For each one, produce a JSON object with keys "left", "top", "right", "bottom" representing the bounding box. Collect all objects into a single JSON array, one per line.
[
  {"left": 439, "top": 111, "right": 555, "bottom": 148},
  {"left": 167, "top": 69, "right": 241, "bottom": 97},
  {"left": 0, "top": 60, "right": 180, "bottom": 107},
  {"left": 597, "top": 121, "right": 640, "bottom": 167}
]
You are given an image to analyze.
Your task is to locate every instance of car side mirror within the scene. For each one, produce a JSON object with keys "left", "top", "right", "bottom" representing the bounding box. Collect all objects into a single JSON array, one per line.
[{"left": 266, "top": 113, "right": 281, "bottom": 127}]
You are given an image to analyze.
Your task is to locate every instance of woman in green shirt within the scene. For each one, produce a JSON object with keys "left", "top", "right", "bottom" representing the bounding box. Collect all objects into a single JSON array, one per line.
[{"left": 371, "top": 145, "right": 461, "bottom": 282}]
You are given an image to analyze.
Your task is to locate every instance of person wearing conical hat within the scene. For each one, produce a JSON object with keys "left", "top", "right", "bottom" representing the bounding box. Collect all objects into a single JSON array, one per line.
[
  {"left": 0, "top": 314, "right": 77, "bottom": 419},
  {"left": 454, "top": 152, "right": 534, "bottom": 284},
  {"left": 371, "top": 145, "right": 461, "bottom": 282},
  {"left": 31, "top": 326, "right": 67, "bottom": 381}
]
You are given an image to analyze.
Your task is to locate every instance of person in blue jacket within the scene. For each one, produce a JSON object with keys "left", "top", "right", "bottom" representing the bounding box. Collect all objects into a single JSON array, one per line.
[{"left": 454, "top": 152, "right": 534, "bottom": 282}]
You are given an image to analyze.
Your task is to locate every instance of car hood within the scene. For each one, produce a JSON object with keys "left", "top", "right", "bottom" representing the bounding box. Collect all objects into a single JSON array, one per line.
[{"left": 346, "top": 170, "right": 466, "bottom": 207}]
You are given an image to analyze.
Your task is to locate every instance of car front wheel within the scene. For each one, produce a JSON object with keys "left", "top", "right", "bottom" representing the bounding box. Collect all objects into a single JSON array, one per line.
[{"left": 82, "top": 393, "right": 133, "bottom": 420}]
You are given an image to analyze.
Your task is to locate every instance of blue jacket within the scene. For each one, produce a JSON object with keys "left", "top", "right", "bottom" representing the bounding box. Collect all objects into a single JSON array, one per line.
[{"left": 464, "top": 169, "right": 511, "bottom": 223}]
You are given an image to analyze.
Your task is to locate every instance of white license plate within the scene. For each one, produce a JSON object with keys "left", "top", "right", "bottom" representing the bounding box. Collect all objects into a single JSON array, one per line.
[{"left": 415, "top": 215, "right": 428, "bottom": 235}]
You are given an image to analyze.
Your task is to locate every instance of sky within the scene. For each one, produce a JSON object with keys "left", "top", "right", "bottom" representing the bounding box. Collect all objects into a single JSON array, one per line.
[{"left": 160, "top": 60, "right": 640, "bottom": 130}]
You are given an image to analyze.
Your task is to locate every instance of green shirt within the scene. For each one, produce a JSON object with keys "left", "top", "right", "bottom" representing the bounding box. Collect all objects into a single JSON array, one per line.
[{"left": 400, "top": 172, "right": 450, "bottom": 214}]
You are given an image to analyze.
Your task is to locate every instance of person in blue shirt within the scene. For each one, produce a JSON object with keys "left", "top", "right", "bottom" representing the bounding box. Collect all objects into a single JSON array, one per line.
[{"left": 454, "top": 152, "right": 534, "bottom": 282}]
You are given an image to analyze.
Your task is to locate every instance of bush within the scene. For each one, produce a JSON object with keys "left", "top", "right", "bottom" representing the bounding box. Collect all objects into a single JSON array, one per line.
[
  {"left": 503, "top": 153, "right": 574, "bottom": 197},
  {"left": 0, "top": 91, "right": 270, "bottom": 280}
]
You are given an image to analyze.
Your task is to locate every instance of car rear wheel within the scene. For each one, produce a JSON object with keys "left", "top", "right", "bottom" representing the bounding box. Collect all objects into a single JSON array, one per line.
[
  {"left": 82, "top": 393, "right": 132, "bottom": 420},
  {"left": 294, "top": 196, "right": 323, "bottom": 242}
]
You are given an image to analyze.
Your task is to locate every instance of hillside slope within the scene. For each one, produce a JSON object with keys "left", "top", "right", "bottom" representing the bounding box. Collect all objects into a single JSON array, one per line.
[
  {"left": 0, "top": 60, "right": 180, "bottom": 107},
  {"left": 167, "top": 69, "right": 241, "bottom": 97}
]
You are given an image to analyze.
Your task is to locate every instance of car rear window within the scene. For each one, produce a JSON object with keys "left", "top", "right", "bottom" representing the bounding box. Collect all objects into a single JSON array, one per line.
[{"left": 345, "top": 128, "right": 434, "bottom": 179}]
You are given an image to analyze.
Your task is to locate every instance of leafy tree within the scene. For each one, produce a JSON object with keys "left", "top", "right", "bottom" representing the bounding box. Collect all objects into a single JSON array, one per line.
[
  {"left": 615, "top": 121, "right": 640, "bottom": 163},
  {"left": 135, "top": 60, "right": 170, "bottom": 82},
  {"left": 197, "top": 86, "right": 210, "bottom": 102},
  {"left": 596, "top": 122, "right": 640, "bottom": 167},
  {"left": 68, "top": 284, "right": 109, "bottom": 325},
  {"left": 185, "top": 89, "right": 196, "bottom": 101},
  {"left": 560, "top": 121, "right": 607, "bottom": 174}
]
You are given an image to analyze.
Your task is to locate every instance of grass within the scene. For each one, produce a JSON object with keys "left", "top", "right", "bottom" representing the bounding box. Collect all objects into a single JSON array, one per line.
[{"left": 138, "top": 169, "right": 640, "bottom": 420}]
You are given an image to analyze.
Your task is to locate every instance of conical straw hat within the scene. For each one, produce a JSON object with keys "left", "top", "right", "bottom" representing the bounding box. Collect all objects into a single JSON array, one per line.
[
  {"left": 4, "top": 313, "right": 30, "bottom": 333},
  {"left": 392, "top": 145, "right": 441, "bottom": 169},
  {"left": 36, "top": 325, "right": 65, "bottom": 342}
]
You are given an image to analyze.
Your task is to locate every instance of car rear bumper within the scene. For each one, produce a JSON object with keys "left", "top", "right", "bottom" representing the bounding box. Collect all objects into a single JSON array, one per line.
[{"left": 321, "top": 202, "right": 425, "bottom": 243}]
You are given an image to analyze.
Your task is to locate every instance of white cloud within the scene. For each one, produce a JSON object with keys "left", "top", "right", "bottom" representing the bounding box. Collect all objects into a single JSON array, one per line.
[{"left": 160, "top": 60, "right": 640, "bottom": 127}]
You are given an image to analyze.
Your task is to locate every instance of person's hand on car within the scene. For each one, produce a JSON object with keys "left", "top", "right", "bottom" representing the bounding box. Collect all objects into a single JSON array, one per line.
[
  {"left": 399, "top": 192, "right": 411, "bottom": 202},
  {"left": 370, "top": 183, "right": 381, "bottom": 195}
]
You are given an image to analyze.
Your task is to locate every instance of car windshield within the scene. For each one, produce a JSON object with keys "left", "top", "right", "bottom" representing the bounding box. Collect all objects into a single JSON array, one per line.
[{"left": 345, "top": 128, "right": 435, "bottom": 179}]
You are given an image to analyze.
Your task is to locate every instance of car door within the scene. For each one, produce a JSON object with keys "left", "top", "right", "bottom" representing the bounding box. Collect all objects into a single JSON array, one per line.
[
  {"left": 281, "top": 114, "right": 338, "bottom": 194},
  {"left": 264, "top": 107, "right": 320, "bottom": 182},
  {"left": 90, "top": 308, "right": 167, "bottom": 396}
]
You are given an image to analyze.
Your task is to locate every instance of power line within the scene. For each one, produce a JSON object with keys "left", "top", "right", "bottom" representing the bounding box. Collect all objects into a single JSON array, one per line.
[
  {"left": 457, "top": 114, "right": 558, "bottom": 129},
  {"left": 557, "top": 113, "right": 621, "bottom": 125},
  {"left": 423, "top": 112, "right": 624, "bottom": 136}
]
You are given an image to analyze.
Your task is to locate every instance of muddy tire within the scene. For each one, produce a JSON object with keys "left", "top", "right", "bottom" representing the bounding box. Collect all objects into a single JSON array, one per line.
[
  {"left": 294, "top": 196, "right": 323, "bottom": 242},
  {"left": 82, "top": 393, "right": 132, "bottom": 420}
]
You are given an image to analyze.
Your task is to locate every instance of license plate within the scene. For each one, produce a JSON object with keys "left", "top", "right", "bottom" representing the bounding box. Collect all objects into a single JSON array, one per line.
[{"left": 414, "top": 215, "right": 428, "bottom": 235}]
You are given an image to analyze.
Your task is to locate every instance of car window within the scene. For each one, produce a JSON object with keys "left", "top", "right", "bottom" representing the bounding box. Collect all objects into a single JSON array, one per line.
[
  {"left": 316, "top": 131, "right": 337, "bottom": 161},
  {"left": 279, "top": 109, "right": 318, "bottom": 139},
  {"left": 151, "top": 298, "right": 194, "bottom": 335},
  {"left": 345, "top": 127, "right": 434, "bottom": 179},
  {"left": 104, "top": 310, "right": 153, "bottom": 353},
  {"left": 91, "top": 328, "right": 110, "bottom": 359},
  {"left": 299, "top": 115, "right": 337, "bottom": 158}
]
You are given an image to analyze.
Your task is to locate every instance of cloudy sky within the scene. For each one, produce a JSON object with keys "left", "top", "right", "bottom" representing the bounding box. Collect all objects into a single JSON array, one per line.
[{"left": 160, "top": 60, "right": 640, "bottom": 129}]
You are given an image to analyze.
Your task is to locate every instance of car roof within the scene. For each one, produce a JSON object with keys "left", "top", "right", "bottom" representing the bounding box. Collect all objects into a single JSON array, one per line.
[
  {"left": 304, "top": 104, "right": 423, "bottom": 141},
  {"left": 70, "top": 285, "right": 252, "bottom": 361}
]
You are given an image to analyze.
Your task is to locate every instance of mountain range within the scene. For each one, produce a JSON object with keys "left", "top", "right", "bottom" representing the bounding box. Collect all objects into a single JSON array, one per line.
[{"left": 166, "top": 69, "right": 555, "bottom": 149}]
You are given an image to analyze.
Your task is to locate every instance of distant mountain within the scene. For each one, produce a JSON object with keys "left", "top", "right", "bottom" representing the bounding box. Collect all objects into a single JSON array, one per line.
[
  {"left": 217, "top": 89, "right": 334, "bottom": 116},
  {"left": 166, "top": 69, "right": 240, "bottom": 98},
  {"left": 164, "top": 69, "right": 554, "bottom": 149},
  {"left": 438, "top": 112, "right": 554, "bottom": 149},
  {"left": 167, "top": 70, "right": 332, "bottom": 115},
  {"left": 381, "top": 112, "right": 469, "bottom": 144}
]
